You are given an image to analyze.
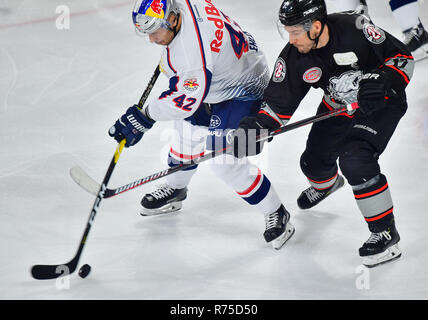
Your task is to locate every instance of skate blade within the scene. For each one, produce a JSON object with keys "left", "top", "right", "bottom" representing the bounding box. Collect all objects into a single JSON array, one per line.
[
  {"left": 412, "top": 43, "right": 428, "bottom": 62},
  {"left": 362, "top": 244, "right": 402, "bottom": 268},
  {"left": 140, "top": 201, "right": 183, "bottom": 216},
  {"left": 271, "top": 223, "right": 295, "bottom": 250}
]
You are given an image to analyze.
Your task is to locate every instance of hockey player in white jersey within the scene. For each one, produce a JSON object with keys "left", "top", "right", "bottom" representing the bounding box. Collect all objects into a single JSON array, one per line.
[{"left": 108, "top": 0, "right": 295, "bottom": 249}]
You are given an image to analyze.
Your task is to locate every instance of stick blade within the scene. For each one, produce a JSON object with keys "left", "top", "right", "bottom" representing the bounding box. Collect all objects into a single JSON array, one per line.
[
  {"left": 30, "top": 263, "right": 76, "bottom": 280},
  {"left": 70, "top": 166, "right": 100, "bottom": 196}
]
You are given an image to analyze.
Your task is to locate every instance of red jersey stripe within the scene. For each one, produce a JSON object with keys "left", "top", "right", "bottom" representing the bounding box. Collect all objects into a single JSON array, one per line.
[
  {"left": 385, "top": 64, "right": 410, "bottom": 84},
  {"left": 259, "top": 110, "right": 282, "bottom": 125},
  {"left": 322, "top": 99, "right": 354, "bottom": 118}
]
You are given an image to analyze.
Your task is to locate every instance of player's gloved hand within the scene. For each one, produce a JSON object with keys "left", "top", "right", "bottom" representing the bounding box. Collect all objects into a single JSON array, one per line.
[
  {"left": 232, "top": 113, "right": 279, "bottom": 158},
  {"left": 108, "top": 105, "right": 155, "bottom": 147},
  {"left": 358, "top": 70, "right": 388, "bottom": 116}
]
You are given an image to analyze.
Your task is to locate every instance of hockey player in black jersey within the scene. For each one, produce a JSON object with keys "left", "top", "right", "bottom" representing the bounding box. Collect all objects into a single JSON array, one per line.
[{"left": 233, "top": 0, "right": 415, "bottom": 267}]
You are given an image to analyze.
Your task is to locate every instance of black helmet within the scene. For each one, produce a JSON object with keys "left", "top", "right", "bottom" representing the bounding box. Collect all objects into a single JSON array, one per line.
[{"left": 279, "top": 0, "right": 327, "bottom": 27}]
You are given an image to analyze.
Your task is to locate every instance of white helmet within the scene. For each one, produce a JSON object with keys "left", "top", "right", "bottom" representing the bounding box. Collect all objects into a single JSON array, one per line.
[{"left": 132, "top": 0, "right": 180, "bottom": 35}]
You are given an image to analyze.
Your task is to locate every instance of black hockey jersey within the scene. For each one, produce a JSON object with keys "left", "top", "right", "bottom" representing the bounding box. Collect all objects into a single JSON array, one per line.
[{"left": 263, "top": 12, "right": 415, "bottom": 121}]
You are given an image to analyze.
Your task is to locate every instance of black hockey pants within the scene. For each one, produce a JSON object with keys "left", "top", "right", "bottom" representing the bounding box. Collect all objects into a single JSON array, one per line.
[{"left": 299, "top": 101, "right": 407, "bottom": 232}]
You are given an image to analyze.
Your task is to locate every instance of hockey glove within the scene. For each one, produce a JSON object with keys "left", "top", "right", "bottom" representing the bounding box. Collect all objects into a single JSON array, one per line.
[
  {"left": 358, "top": 71, "right": 388, "bottom": 116},
  {"left": 109, "top": 105, "right": 155, "bottom": 147},
  {"left": 232, "top": 112, "right": 280, "bottom": 158}
]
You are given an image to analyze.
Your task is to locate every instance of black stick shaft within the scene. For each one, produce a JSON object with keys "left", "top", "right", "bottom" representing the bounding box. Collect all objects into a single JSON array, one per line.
[{"left": 138, "top": 65, "right": 160, "bottom": 108}]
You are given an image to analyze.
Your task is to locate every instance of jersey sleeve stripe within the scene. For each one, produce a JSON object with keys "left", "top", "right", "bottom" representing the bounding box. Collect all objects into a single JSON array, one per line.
[
  {"left": 258, "top": 110, "right": 283, "bottom": 126},
  {"left": 384, "top": 54, "right": 414, "bottom": 63},
  {"left": 322, "top": 98, "right": 354, "bottom": 118},
  {"left": 384, "top": 64, "right": 410, "bottom": 84},
  {"left": 383, "top": 53, "right": 414, "bottom": 84},
  {"left": 184, "top": 0, "right": 210, "bottom": 104},
  {"left": 159, "top": 76, "right": 180, "bottom": 100},
  {"left": 166, "top": 48, "right": 177, "bottom": 74}
]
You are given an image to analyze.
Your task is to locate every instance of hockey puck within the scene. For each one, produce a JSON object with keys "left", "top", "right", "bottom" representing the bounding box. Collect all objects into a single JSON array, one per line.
[{"left": 78, "top": 264, "right": 91, "bottom": 278}]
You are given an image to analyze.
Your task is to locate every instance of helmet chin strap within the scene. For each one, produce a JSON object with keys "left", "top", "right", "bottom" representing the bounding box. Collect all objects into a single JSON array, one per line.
[{"left": 306, "top": 21, "right": 325, "bottom": 48}]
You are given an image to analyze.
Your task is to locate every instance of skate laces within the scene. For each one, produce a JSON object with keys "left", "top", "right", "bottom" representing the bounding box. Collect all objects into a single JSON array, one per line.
[
  {"left": 366, "top": 230, "right": 391, "bottom": 244},
  {"left": 265, "top": 212, "right": 279, "bottom": 230},
  {"left": 304, "top": 187, "right": 324, "bottom": 203},
  {"left": 149, "top": 184, "right": 175, "bottom": 200}
]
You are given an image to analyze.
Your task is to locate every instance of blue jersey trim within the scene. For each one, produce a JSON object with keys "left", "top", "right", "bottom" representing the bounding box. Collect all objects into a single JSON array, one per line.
[{"left": 184, "top": 0, "right": 211, "bottom": 105}]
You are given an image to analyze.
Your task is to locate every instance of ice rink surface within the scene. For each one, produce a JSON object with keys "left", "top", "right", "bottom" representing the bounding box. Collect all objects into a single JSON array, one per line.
[{"left": 1, "top": 0, "right": 428, "bottom": 300}]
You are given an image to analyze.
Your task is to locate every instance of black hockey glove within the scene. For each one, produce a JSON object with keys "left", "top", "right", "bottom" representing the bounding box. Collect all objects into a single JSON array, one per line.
[
  {"left": 232, "top": 112, "right": 281, "bottom": 158},
  {"left": 358, "top": 70, "right": 388, "bottom": 116},
  {"left": 109, "top": 105, "right": 155, "bottom": 147}
]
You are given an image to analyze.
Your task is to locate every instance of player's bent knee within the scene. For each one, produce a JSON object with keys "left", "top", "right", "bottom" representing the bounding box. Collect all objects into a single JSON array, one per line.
[
  {"left": 339, "top": 141, "right": 380, "bottom": 186},
  {"left": 300, "top": 150, "right": 337, "bottom": 179}
]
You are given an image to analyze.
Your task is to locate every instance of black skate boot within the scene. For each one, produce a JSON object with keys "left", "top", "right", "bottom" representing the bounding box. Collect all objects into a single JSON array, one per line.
[
  {"left": 359, "top": 224, "right": 401, "bottom": 268},
  {"left": 297, "top": 175, "right": 345, "bottom": 210},
  {"left": 264, "top": 205, "right": 295, "bottom": 250},
  {"left": 140, "top": 184, "right": 187, "bottom": 216},
  {"left": 403, "top": 20, "right": 428, "bottom": 61}
]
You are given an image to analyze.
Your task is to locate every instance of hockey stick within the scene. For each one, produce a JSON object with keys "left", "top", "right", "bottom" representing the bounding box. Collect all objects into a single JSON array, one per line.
[
  {"left": 30, "top": 66, "right": 161, "bottom": 280},
  {"left": 30, "top": 139, "right": 126, "bottom": 280},
  {"left": 136, "top": 65, "right": 160, "bottom": 108},
  {"left": 70, "top": 103, "right": 359, "bottom": 199}
]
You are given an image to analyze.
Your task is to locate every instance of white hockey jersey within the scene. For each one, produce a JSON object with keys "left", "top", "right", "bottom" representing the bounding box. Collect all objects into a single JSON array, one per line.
[{"left": 145, "top": 0, "right": 270, "bottom": 121}]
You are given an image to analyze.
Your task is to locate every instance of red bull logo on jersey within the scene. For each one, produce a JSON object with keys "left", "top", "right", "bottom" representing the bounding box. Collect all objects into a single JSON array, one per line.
[
  {"left": 183, "top": 78, "right": 200, "bottom": 92},
  {"left": 144, "top": 0, "right": 166, "bottom": 19}
]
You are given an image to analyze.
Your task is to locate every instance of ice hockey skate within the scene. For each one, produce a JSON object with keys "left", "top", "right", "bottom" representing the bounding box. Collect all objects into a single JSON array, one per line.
[
  {"left": 264, "top": 205, "right": 295, "bottom": 250},
  {"left": 354, "top": 0, "right": 369, "bottom": 17},
  {"left": 297, "top": 175, "right": 345, "bottom": 210},
  {"left": 359, "top": 224, "right": 402, "bottom": 268},
  {"left": 403, "top": 20, "right": 428, "bottom": 61},
  {"left": 140, "top": 184, "right": 188, "bottom": 216}
]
